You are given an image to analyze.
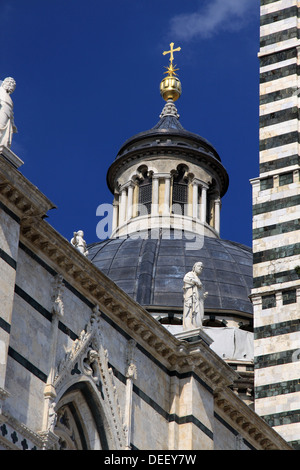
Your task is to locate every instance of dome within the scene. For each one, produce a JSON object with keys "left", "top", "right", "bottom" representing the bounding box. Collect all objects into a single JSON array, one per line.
[
  {"left": 87, "top": 52, "right": 255, "bottom": 388},
  {"left": 99, "top": 74, "right": 252, "bottom": 325},
  {"left": 114, "top": 112, "right": 220, "bottom": 162},
  {"left": 88, "top": 230, "right": 253, "bottom": 317},
  {"left": 106, "top": 101, "right": 229, "bottom": 198}
]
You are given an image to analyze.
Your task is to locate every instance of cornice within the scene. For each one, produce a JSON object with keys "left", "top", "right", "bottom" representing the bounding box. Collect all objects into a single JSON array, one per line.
[
  {"left": 0, "top": 411, "right": 45, "bottom": 450},
  {"left": 0, "top": 146, "right": 24, "bottom": 169},
  {"left": 0, "top": 154, "right": 56, "bottom": 220},
  {"left": 107, "top": 144, "right": 229, "bottom": 197},
  {"left": 214, "top": 387, "right": 293, "bottom": 450}
]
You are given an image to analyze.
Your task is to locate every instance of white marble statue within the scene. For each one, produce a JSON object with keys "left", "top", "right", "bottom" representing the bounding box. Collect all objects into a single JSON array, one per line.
[
  {"left": 183, "top": 262, "right": 208, "bottom": 330},
  {"left": 70, "top": 230, "right": 88, "bottom": 256},
  {"left": 0, "top": 77, "right": 17, "bottom": 148},
  {"left": 48, "top": 401, "right": 57, "bottom": 433}
]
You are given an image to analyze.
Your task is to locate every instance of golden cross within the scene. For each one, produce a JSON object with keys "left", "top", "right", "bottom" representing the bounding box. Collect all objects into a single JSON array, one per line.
[{"left": 163, "top": 42, "right": 181, "bottom": 65}]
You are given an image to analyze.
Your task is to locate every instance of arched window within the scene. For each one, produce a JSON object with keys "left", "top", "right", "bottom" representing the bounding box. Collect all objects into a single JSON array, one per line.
[
  {"left": 54, "top": 382, "right": 110, "bottom": 450},
  {"left": 172, "top": 165, "right": 188, "bottom": 215},
  {"left": 203, "top": 316, "right": 226, "bottom": 327},
  {"left": 159, "top": 315, "right": 182, "bottom": 325},
  {"left": 55, "top": 403, "right": 87, "bottom": 450},
  {"left": 138, "top": 171, "right": 152, "bottom": 215}
]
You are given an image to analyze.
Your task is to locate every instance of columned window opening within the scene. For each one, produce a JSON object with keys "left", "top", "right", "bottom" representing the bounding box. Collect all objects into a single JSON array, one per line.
[
  {"left": 159, "top": 315, "right": 182, "bottom": 325},
  {"left": 138, "top": 170, "right": 152, "bottom": 215},
  {"left": 207, "top": 181, "right": 220, "bottom": 232},
  {"left": 206, "top": 196, "right": 213, "bottom": 225},
  {"left": 203, "top": 317, "right": 226, "bottom": 327},
  {"left": 172, "top": 165, "right": 188, "bottom": 215}
]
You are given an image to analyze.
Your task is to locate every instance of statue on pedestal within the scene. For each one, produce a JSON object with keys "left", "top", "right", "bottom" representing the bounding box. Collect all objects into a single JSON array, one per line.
[
  {"left": 70, "top": 230, "right": 89, "bottom": 256},
  {"left": 183, "top": 262, "right": 208, "bottom": 330},
  {"left": 0, "top": 77, "right": 17, "bottom": 148}
]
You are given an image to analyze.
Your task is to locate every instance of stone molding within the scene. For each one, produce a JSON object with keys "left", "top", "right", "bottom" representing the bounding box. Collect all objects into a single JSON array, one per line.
[
  {"left": 0, "top": 387, "right": 9, "bottom": 404},
  {"left": 214, "top": 387, "right": 292, "bottom": 450},
  {"left": 107, "top": 145, "right": 228, "bottom": 198},
  {"left": 0, "top": 146, "right": 23, "bottom": 168},
  {"left": 0, "top": 154, "right": 56, "bottom": 221},
  {"left": 0, "top": 411, "right": 46, "bottom": 450}
]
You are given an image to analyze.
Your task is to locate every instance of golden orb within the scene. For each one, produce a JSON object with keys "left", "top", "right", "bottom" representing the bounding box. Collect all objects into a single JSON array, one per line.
[{"left": 160, "top": 75, "right": 182, "bottom": 102}]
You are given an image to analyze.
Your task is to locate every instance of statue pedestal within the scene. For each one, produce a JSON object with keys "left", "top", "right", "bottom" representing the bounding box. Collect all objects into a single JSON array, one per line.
[
  {"left": 0, "top": 145, "right": 24, "bottom": 168},
  {"left": 175, "top": 328, "right": 214, "bottom": 346}
]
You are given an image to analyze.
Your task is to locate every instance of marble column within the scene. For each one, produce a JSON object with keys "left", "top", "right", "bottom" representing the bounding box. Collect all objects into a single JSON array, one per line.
[
  {"left": 192, "top": 181, "right": 199, "bottom": 219},
  {"left": 42, "top": 274, "right": 64, "bottom": 432},
  {"left": 200, "top": 185, "right": 208, "bottom": 223},
  {"left": 124, "top": 340, "right": 137, "bottom": 450},
  {"left": 119, "top": 187, "right": 127, "bottom": 226},
  {"left": 152, "top": 176, "right": 159, "bottom": 216},
  {"left": 214, "top": 197, "right": 221, "bottom": 233},
  {"left": 127, "top": 184, "right": 134, "bottom": 221},
  {"left": 112, "top": 196, "right": 119, "bottom": 232},
  {"left": 164, "top": 176, "right": 171, "bottom": 215}
]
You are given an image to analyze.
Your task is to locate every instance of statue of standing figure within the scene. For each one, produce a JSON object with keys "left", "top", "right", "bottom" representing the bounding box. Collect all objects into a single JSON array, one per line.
[
  {"left": 70, "top": 230, "right": 89, "bottom": 256},
  {"left": 0, "top": 77, "right": 17, "bottom": 148},
  {"left": 183, "top": 262, "right": 208, "bottom": 330}
]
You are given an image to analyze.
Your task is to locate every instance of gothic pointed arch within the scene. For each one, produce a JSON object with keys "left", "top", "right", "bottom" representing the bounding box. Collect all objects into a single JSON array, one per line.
[
  {"left": 51, "top": 307, "right": 127, "bottom": 450},
  {"left": 54, "top": 381, "right": 110, "bottom": 450}
]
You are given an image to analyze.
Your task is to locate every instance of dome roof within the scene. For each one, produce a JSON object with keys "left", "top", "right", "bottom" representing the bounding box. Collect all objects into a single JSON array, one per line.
[
  {"left": 106, "top": 101, "right": 229, "bottom": 197},
  {"left": 114, "top": 112, "right": 220, "bottom": 162},
  {"left": 88, "top": 231, "right": 253, "bottom": 316}
]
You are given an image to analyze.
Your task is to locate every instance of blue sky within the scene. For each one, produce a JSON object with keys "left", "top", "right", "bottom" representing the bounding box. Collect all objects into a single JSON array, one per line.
[{"left": 0, "top": 0, "right": 260, "bottom": 248}]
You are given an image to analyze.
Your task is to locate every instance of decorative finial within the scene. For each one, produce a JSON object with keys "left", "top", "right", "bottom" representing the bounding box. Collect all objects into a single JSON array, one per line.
[
  {"left": 159, "top": 100, "right": 180, "bottom": 120},
  {"left": 163, "top": 42, "right": 181, "bottom": 69},
  {"left": 160, "top": 42, "right": 182, "bottom": 102}
]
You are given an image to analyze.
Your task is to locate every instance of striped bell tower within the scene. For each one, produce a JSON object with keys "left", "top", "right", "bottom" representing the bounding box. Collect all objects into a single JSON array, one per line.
[{"left": 250, "top": 0, "right": 300, "bottom": 449}]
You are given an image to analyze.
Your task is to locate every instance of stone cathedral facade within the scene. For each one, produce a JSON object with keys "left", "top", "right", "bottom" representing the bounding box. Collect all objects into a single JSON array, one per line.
[{"left": 0, "top": 1, "right": 298, "bottom": 452}]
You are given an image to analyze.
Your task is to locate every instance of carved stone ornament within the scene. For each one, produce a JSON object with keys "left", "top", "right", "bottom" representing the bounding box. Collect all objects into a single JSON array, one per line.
[
  {"left": 47, "top": 401, "right": 57, "bottom": 433},
  {"left": 125, "top": 339, "right": 137, "bottom": 380},
  {"left": 55, "top": 405, "right": 82, "bottom": 450},
  {"left": 0, "top": 77, "right": 17, "bottom": 148},
  {"left": 51, "top": 274, "right": 65, "bottom": 318},
  {"left": 53, "top": 305, "right": 127, "bottom": 449},
  {"left": 159, "top": 99, "right": 180, "bottom": 119}
]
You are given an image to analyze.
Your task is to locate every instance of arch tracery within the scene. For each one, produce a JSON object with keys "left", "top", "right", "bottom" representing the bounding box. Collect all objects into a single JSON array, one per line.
[{"left": 48, "top": 307, "right": 127, "bottom": 450}]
